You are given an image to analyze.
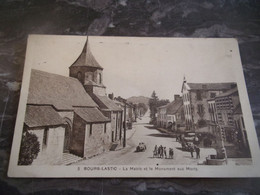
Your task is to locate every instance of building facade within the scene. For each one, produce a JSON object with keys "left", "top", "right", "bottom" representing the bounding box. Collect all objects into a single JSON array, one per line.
[
  {"left": 22, "top": 69, "right": 111, "bottom": 165},
  {"left": 20, "top": 38, "right": 126, "bottom": 165},
  {"left": 213, "top": 87, "right": 250, "bottom": 157},
  {"left": 181, "top": 78, "right": 236, "bottom": 131},
  {"left": 157, "top": 105, "right": 168, "bottom": 128},
  {"left": 114, "top": 97, "right": 136, "bottom": 130},
  {"left": 157, "top": 95, "right": 185, "bottom": 131}
]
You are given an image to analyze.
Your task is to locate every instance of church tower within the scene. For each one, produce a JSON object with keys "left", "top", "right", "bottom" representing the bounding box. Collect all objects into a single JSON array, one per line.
[{"left": 69, "top": 38, "right": 106, "bottom": 96}]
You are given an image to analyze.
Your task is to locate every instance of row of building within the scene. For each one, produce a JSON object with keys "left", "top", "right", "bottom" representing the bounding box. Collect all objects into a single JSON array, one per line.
[
  {"left": 21, "top": 39, "right": 137, "bottom": 165},
  {"left": 157, "top": 78, "right": 250, "bottom": 157},
  {"left": 157, "top": 95, "right": 185, "bottom": 131}
]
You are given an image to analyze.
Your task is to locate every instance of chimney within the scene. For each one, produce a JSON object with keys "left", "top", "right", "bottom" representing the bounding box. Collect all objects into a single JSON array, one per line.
[
  {"left": 108, "top": 93, "right": 114, "bottom": 100},
  {"left": 174, "top": 94, "right": 181, "bottom": 100}
]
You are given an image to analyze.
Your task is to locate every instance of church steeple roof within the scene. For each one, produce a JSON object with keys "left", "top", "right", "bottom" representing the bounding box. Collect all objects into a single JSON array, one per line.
[{"left": 70, "top": 37, "right": 103, "bottom": 70}]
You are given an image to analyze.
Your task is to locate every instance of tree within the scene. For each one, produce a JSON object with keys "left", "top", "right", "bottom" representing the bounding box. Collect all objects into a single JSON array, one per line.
[
  {"left": 137, "top": 103, "right": 148, "bottom": 116},
  {"left": 18, "top": 131, "right": 40, "bottom": 165},
  {"left": 149, "top": 91, "right": 159, "bottom": 123}
]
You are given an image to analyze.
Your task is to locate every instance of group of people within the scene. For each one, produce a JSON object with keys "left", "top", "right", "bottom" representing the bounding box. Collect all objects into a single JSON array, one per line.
[
  {"left": 189, "top": 144, "right": 200, "bottom": 159},
  {"left": 153, "top": 145, "right": 174, "bottom": 159}
]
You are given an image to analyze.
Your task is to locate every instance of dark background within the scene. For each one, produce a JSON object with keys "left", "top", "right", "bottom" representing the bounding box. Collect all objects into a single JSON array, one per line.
[{"left": 0, "top": 0, "right": 260, "bottom": 194}]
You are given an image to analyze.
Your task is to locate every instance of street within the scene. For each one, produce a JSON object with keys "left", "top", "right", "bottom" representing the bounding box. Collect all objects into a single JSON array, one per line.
[{"left": 74, "top": 112, "right": 216, "bottom": 166}]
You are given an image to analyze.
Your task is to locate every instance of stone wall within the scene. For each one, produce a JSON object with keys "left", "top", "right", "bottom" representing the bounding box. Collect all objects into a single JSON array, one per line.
[
  {"left": 58, "top": 111, "right": 74, "bottom": 124},
  {"left": 69, "top": 66, "right": 88, "bottom": 84},
  {"left": 92, "top": 86, "right": 106, "bottom": 96},
  {"left": 45, "top": 126, "right": 65, "bottom": 162},
  {"left": 70, "top": 114, "right": 86, "bottom": 157},
  {"left": 70, "top": 66, "right": 106, "bottom": 95},
  {"left": 29, "top": 126, "right": 65, "bottom": 165},
  {"left": 110, "top": 111, "right": 122, "bottom": 142},
  {"left": 84, "top": 122, "right": 111, "bottom": 158}
]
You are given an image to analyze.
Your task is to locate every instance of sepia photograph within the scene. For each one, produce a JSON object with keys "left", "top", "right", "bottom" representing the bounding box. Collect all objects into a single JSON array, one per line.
[{"left": 8, "top": 35, "right": 260, "bottom": 177}]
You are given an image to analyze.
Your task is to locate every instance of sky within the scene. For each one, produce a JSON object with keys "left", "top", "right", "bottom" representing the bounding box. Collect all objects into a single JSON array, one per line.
[{"left": 28, "top": 35, "right": 240, "bottom": 101}]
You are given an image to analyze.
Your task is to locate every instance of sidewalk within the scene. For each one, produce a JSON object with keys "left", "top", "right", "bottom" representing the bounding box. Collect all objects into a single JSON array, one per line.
[
  {"left": 227, "top": 158, "right": 252, "bottom": 165},
  {"left": 113, "top": 124, "right": 137, "bottom": 151},
  {"left": 156, "top": 127, "right": 176, "bottom": 137}
]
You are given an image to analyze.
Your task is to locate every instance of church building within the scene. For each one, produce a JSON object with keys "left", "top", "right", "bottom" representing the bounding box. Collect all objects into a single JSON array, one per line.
[{"left": 69, "top": 38, "right": 123, "bottom": 146}]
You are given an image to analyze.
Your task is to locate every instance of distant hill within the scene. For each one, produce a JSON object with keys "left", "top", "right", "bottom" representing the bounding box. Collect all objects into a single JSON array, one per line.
[{"left": 127, "top": 96, "right": 150, "bottom": 106}]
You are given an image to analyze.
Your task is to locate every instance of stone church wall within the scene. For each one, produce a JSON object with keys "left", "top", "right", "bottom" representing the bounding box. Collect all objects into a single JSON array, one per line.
[
  {"left": 84, "top": 122, "right": 111, "bottom": 158},
  {"left": 29, "top": 126, "right": 65, "bottom": 165},
  {"left": 70, "top": 113, "right": 86, "bottom": 157}
]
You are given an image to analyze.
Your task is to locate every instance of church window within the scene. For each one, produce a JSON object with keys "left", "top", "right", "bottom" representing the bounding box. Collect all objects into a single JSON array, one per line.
[
  {"left": 98, "top": 73, "right": 102, "bottom": 84},
  {"left": 89, "top": 124, "right": 92, "bottom": 136},
  {"left": 77, "top": 72, "right": 82, "bottom": 80},
  {"left": 104, "top": 123, "right": 107, "bottom": 133},
  {"left": 43, "top": 127, "right": 49, "bottom": 146}
]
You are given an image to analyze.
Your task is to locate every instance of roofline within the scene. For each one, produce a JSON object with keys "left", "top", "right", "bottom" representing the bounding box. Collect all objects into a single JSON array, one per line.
[
  {"left": 74, "top": 112, "right": 110, "bottom": 124},
  {"left": 187, "top": 82, "right": 236, "bottom": 84},
  {"left": 69, "top": 38, "right": 87, "bottom": 69},
  {"left": 69, "top": 65, "right": 103, "bottom": 70},
  {"left": 189, "top": 88, "right": 234, "bottom": 91},
  {"left": 84, "top": 84, "right": 106, "bottom": 88},
  {"left": 27, "top": 104, "right": 74, "bottom": 112},
  {"left": 25, "top": 122, "right": 67, "bottom": 129},
  {"left": 215, "top": 90, "right": 238, "bottom": 98},
  {"left": 72, "top": 106, "right": 98, "bottom": 108},
  {"left": 101, "top": 108, "right": 123, "bottom": 112}
]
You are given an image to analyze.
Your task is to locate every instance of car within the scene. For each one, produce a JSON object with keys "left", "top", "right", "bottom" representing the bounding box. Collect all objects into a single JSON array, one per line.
[
  {"left": 183, "top": 132, "right": 196, "bottom": 142},
  {"left": 181, "top": 141, "right": 194, "bottom": 151},
  {"left": 136, "top": 142, "right": 146, "bottom": 152}
]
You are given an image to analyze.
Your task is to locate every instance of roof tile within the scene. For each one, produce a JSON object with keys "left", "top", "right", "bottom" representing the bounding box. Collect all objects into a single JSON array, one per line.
[
  {"left": 25, "top": 105, "right": 64, "bottom": 128},
  {"left": 74, "top": 107, "right": 110, "bottom": 123},
  {"left": 28, "top": 69, "right": 97, "bottom": 110}
]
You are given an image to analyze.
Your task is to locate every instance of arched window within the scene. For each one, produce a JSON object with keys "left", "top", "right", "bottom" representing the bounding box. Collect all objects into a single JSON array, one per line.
[
  {"left": 63, "top": 117, "right": 72, "bottom": 153},
  {"left": 98, "top": 73, "right": 102, "bottom": 84},
  {"left": 77, "top": 72, "right": 82, "bottom": 80}
]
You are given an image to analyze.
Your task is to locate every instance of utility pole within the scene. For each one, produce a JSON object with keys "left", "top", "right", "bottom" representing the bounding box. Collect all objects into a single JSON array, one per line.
[{"left": 117, "top": 96, "right": 127, "bottom": 148}]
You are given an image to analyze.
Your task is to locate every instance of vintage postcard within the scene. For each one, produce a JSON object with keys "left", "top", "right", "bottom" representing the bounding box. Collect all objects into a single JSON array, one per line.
[{"left": 8, "top": 35, "right": 260, "bottom": 177}]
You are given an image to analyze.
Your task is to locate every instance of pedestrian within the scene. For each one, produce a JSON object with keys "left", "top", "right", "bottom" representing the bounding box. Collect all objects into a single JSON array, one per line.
[
  {"left": 169, "top": 148, "right": 174, "bottom": 159},
  {"left": 163, "top": 147, "right": 167, "bottom": 159},
  {"left": 180, "top": 135, "right": 183, "bottom": 142},
  {"left": 195, "top": 146, "right": 200, "bottom": 159},
  {"left": 189, "top": 144, "right": 194, "bottom": 158},
  {"left": 153, "top": 145, "right": 158, "bottom": 158},
  {"left": 159, "top": 145, "right": 163, "bottom": 158}
]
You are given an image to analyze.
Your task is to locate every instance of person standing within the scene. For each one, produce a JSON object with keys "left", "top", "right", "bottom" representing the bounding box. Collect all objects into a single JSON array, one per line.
[
  {"left": 164, "top": 147, "right": 167, "bottom": 159},
  {"left": 154, "top": 145, "right": 158, "bottom": 158},
  {"left": 195, "top": 146, "right": 200, "bottom": 159},
  {"left": 159, "top": 145, "right": 163, "bottom": 158},
  {"left": 190, "top": 144, "right": 194, "bottom": 158},
  {"left": 169, "top": 148, "right": 174, "bottom": 159}
]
